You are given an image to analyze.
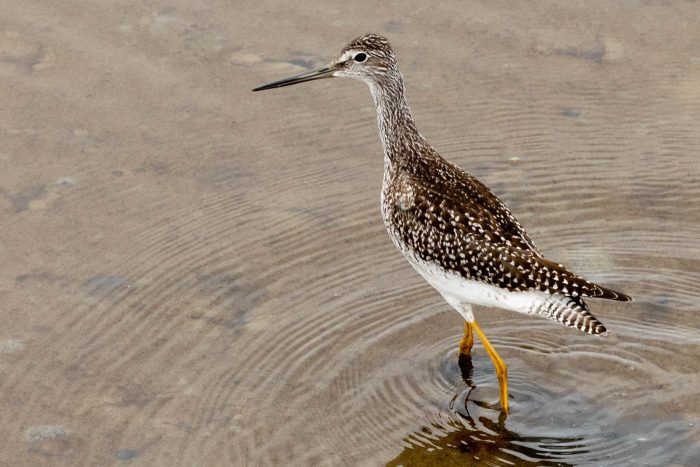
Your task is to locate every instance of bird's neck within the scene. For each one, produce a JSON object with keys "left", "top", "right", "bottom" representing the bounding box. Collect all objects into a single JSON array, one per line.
[{"left": 369, "top": 73, "right": 421, "bottom": 169}]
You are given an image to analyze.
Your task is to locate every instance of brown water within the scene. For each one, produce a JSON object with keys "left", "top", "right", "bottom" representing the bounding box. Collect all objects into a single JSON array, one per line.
[{"left": 1, "top": 1, "right": 699, "bottom": 465}]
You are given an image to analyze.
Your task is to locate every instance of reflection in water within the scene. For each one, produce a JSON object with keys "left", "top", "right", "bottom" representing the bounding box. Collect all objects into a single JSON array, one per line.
[
  {"left": 385, "top": 328, "right": 700, "bottom": 466},
  {"left": 388, "top": 356, "right": 578, "bottom": 466}
]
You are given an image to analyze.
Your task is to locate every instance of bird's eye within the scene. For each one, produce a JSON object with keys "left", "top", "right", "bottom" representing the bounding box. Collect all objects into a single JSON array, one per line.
[{"left": 353, "top": 53, "right": 367, "bottom": 63}]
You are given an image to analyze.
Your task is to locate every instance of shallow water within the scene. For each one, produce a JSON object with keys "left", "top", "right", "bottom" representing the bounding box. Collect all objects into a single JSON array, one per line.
[{"left": 1, "top": 1, "right": 699, "bottom": 465}]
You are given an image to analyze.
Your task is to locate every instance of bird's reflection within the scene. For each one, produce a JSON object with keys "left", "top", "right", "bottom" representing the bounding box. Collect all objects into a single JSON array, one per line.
[
  {"left": 454, "top": 355, "right": 509, "bottom": 426},
  {"left": 387, "top": 355, "right": 580, "bottom": 466}
]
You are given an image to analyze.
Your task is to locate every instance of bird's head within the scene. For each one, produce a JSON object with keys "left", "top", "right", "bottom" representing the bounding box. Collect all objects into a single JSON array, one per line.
[{"left": 253, "top": 34, "right": 398, "bottom": 92}]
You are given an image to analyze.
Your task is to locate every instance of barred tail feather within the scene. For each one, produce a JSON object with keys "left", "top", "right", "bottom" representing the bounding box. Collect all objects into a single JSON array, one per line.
[{"left": 532, "top": 294, "right": 609, "bottom": 335}]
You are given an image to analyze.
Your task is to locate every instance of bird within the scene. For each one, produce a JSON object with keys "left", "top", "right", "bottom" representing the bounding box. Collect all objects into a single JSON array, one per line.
[{"left": 252, "top": 34, "right": 632, "bottom": 413}]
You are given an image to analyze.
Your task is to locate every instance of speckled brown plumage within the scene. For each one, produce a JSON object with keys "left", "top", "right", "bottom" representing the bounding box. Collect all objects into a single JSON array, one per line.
[{"left": 382, "top": 150, "right": 629, "bottom": 301}]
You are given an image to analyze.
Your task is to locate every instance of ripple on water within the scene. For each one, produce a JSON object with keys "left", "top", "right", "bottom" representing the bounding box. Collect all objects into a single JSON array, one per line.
[
  {"left": 5, "top": 5, "right": 697, "bottom": 464},
  {"left": 382, "top": 318, "right": 700, "bottom": 465}
]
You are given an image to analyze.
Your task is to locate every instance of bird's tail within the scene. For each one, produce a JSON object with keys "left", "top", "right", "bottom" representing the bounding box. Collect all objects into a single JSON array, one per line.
[{"left": 531, "top": 294, "right": 609, "bottom": 335}]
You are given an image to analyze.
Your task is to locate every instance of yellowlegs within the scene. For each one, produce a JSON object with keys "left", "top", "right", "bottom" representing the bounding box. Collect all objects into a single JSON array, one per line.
[{"left": 253, "top": 34, "right": 631, "bottom": 412}]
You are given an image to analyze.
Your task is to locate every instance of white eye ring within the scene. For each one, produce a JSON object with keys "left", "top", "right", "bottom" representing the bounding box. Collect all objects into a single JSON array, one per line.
[{"left": 353, "top": 52, "right": 367, "bottom": 63}]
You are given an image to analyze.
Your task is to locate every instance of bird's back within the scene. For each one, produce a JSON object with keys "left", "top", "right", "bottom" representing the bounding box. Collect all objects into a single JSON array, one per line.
[{"left": 381, "top": 143, "right": 630, "bottom": 333}]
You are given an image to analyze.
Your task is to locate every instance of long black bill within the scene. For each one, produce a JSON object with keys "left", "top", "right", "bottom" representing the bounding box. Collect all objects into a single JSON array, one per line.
[{"left": 252, "top": 66, "right": 335, "bottom": 91}]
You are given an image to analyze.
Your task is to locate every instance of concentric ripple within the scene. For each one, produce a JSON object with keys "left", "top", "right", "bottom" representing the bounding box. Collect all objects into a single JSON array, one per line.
[
  {"left": 1, "top": 1, "right": 699, "bottom": 466},
  {"left": 386, "top": 320, "right": 700, "bottom": 465}
]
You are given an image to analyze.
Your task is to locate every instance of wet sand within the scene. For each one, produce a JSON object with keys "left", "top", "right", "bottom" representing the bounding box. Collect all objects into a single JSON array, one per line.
[{"left": 1, "top": 1, "right": 699, "bottom": 465}]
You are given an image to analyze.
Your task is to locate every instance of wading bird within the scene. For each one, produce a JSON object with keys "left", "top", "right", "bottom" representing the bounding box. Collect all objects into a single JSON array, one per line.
[{"left": 253, "top": 34, "right": 631, "bottom": 412}]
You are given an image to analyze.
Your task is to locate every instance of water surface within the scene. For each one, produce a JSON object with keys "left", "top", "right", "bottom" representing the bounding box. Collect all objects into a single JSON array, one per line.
[{"left": 1, "top": 0, "right": 699, "bottom": 465}]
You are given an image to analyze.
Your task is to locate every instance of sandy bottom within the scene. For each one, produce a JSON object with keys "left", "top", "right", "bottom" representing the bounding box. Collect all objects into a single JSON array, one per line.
[{"left": 1, "top": 1, "right": 699, "bottom": 465}]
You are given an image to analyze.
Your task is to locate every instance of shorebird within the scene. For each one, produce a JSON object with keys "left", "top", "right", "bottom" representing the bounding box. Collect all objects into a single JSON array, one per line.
[{"left": 253, "top": 34, "right": 631, "bottom": 412}]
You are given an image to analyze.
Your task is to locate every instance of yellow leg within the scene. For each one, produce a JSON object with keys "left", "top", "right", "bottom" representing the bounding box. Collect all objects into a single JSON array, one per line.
[
  {"left": 472, "top": 321, "right": 509, "bottom": 413},
  {"left": 458, "top": 321, "right": 474, "bottom": 357}
]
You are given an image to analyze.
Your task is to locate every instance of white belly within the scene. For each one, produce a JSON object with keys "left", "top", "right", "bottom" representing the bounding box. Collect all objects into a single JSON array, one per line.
[{"left": 404, "top": 255, "right": 548, "bottom": 322}]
